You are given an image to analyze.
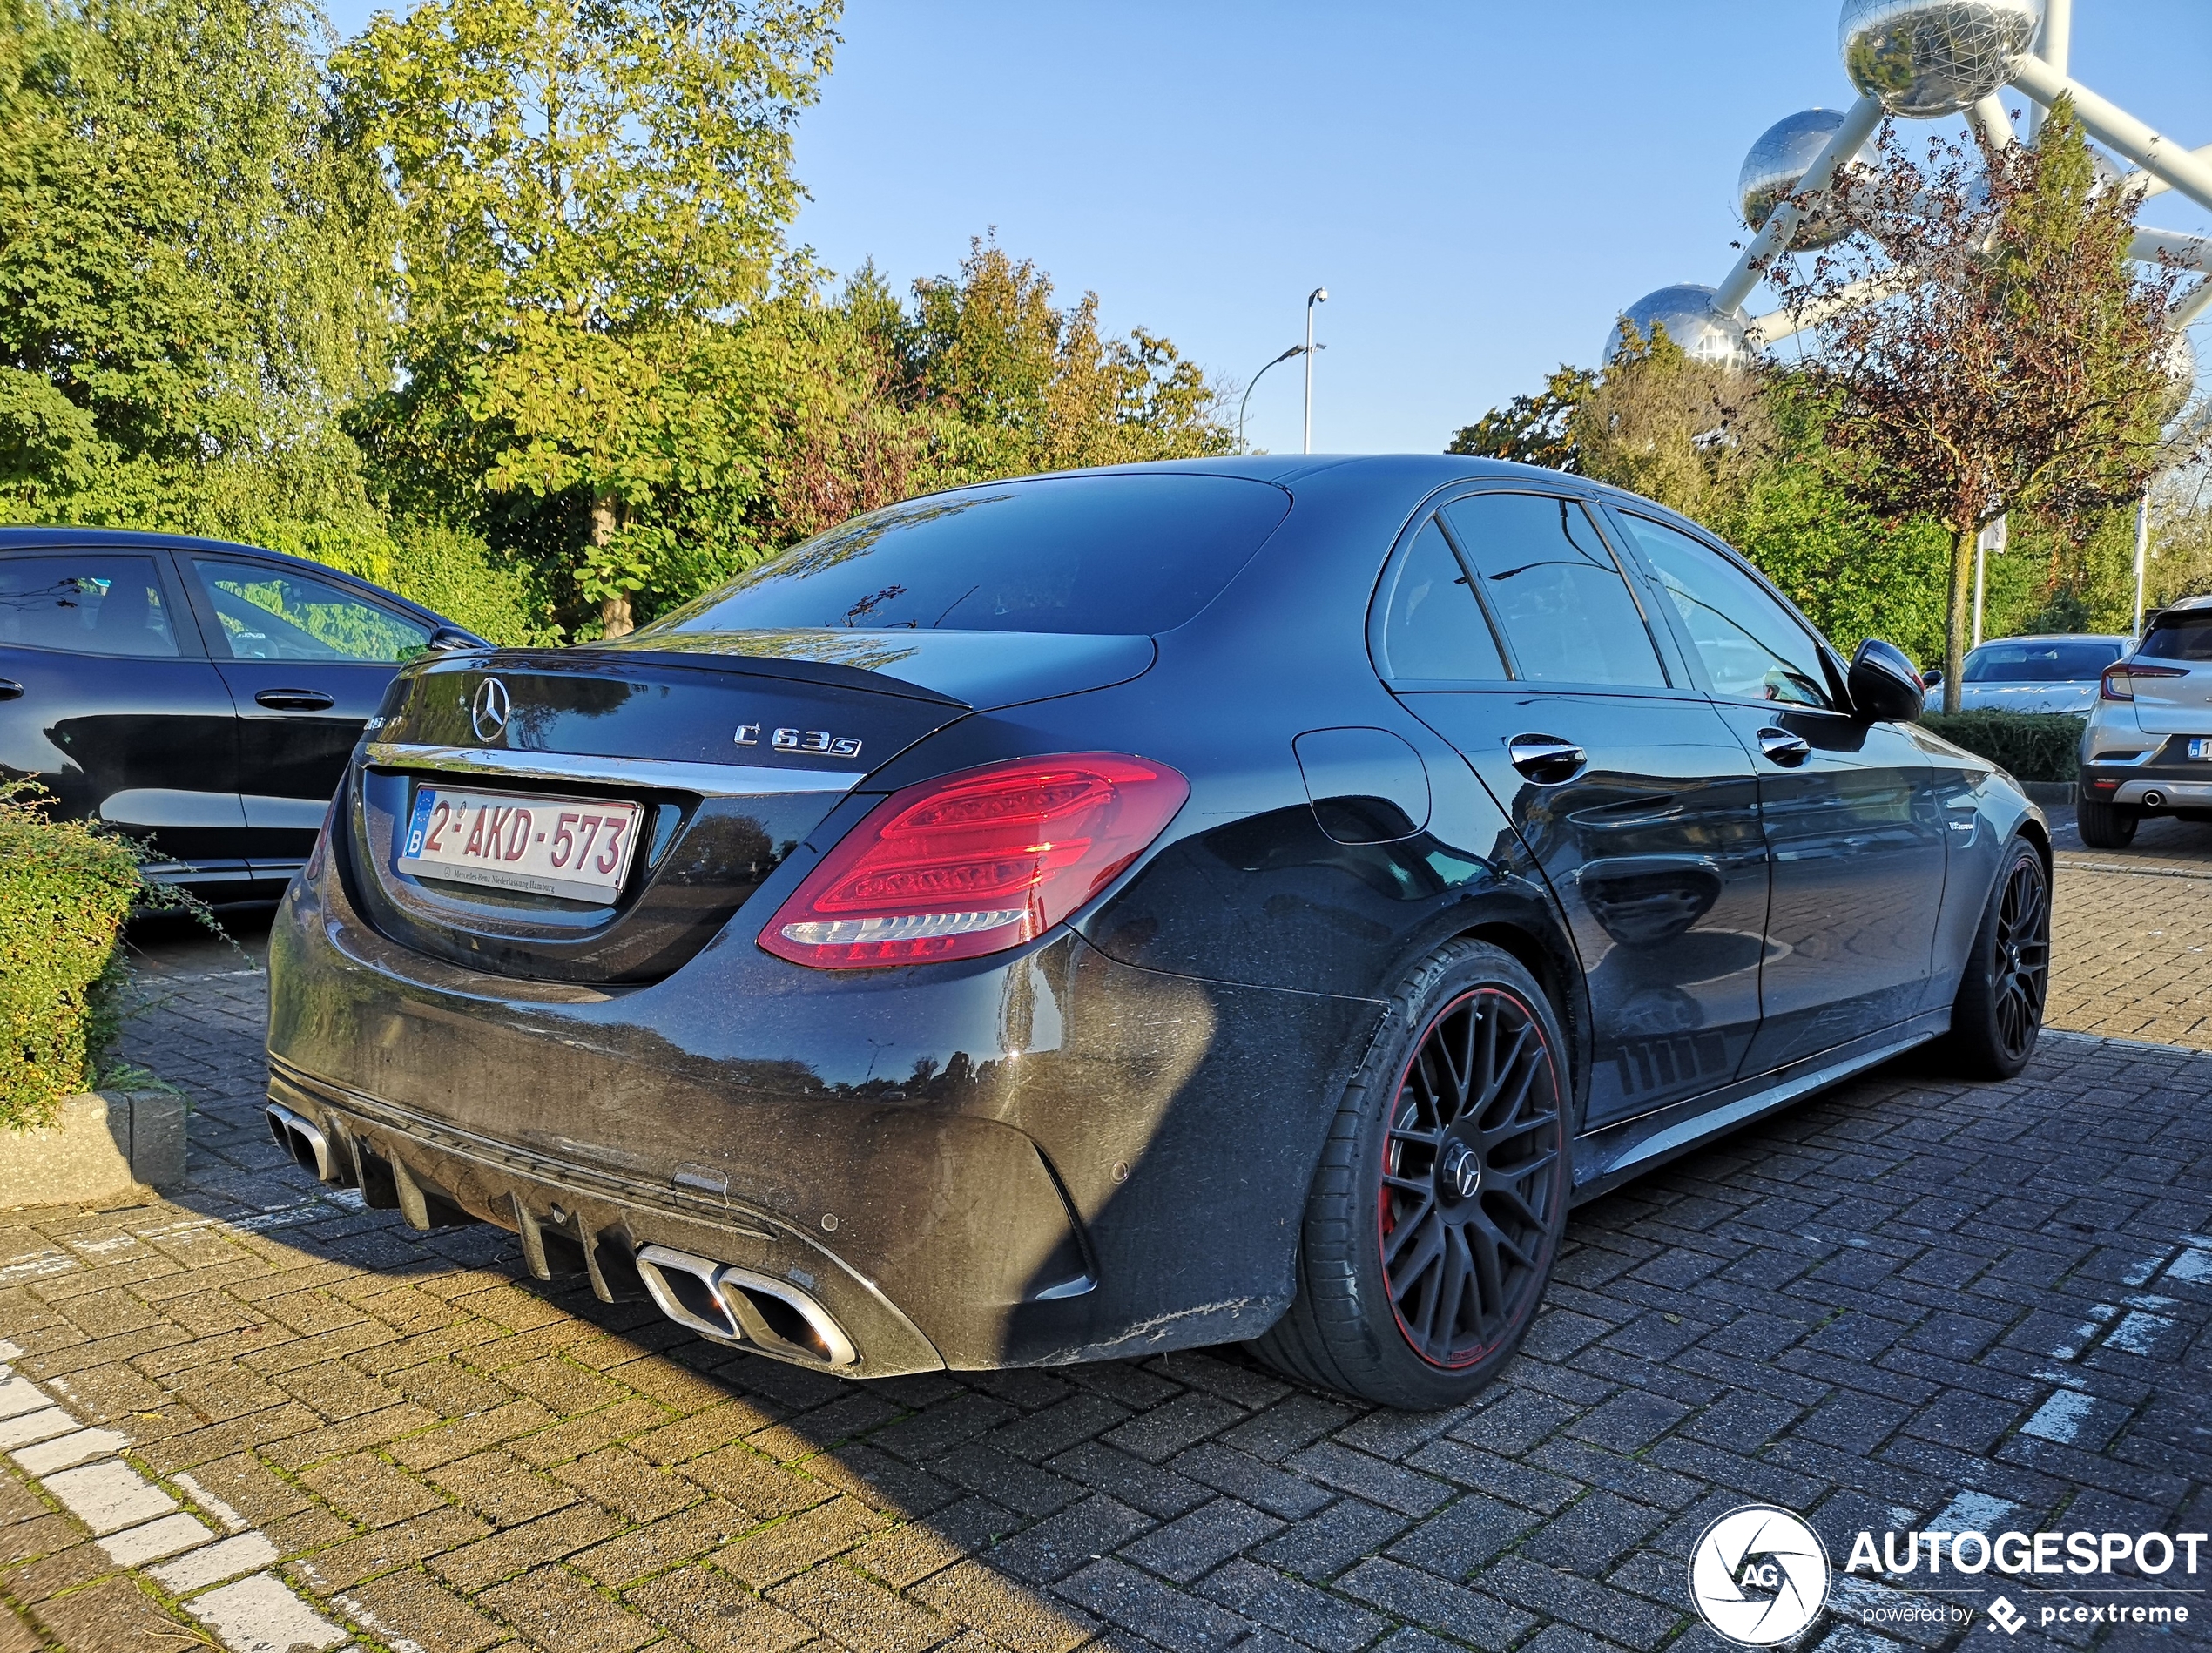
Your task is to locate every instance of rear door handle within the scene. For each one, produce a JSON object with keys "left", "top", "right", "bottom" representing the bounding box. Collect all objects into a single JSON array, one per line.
[
  {"left": 1507, "top": 733, "right": 1587, "bottom": 785},
  {"left": 1757, "top": 727, "right": 1812, "bottom": 766},
  {"left": 255, "top": 688, "right": 335, "bottom": 712},
  {"left": 0, "top": 678, "right": 21, "bottom": 701}
]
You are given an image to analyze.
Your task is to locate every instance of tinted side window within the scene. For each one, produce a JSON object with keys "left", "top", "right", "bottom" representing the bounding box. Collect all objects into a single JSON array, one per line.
[
  {"left": 1611, "top": 514, "right": 1833, "bottom": 708},
  {"left": 0, "top": 554, "right": 180, "bottom": 658},
  {"left": 192, "top": 558, "right": 431, "bottom": 663},
  {"left": 1440, "top": 494, "right": 1667, "bottom": 688},
  {"left": 1377, "top": 518, "right": 1507, "bottom": 680},
  {"left": 2139, "top": 615, "right": 2212, "bottom": 662},
  {"left": 653, "top": 475, "right": 1292, "bottom": 638}
]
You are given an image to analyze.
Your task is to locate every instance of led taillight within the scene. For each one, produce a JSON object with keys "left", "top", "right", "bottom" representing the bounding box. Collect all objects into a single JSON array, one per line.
[
  {"left": 2101, "top": 662, "right": 2187, "bottom": 701},
  {"left": 759, "top": 753, "right": 1190, "bottom": 969}
]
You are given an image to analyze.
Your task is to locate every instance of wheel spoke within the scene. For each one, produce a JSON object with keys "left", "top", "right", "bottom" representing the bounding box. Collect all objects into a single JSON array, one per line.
[{"left": 1387, "top": 1210, "right": 1444, "bottom": 1288}]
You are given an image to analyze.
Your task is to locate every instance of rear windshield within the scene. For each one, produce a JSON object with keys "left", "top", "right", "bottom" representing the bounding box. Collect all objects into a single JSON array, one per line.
[
  {"left": 2139, "top": 613, "right": 2212, "bottom": 662},
  {"left": 1962, "top": 639, "right": 2123, "bottom": 682},
  {"left": 649, "top": 475, "right": 1291, "bottom": 638}
]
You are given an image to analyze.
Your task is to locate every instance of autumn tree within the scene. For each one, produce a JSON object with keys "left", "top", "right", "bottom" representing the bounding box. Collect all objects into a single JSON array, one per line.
[{"left": 1771, "top": 100, "right": 2180, "bottom": 711}]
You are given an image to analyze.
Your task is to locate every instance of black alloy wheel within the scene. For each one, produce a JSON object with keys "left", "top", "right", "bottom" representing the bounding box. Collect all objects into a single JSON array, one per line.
[
  {"left": 1941, "top": 837, "right": 2050, "bottom": 1080},
  {"left": 1379, "top": 988, "right": 1562, "bottom": 1368},
  {"left": 1253, "top": 939, "right": 1571, "bottom": 1409}
]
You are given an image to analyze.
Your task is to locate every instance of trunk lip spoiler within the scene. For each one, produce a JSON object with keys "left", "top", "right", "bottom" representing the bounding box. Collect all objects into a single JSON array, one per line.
[{"left": 361, "top": 742, "right": 866, "bottom": 799}]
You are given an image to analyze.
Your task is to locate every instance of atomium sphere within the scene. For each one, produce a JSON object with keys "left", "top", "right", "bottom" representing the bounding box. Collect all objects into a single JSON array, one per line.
[
  {"left": 1839, "top": 0, "right": 2043, "bottom": 119},
  {"left": 1605, "top": 286, "right": 1752, "bottom": 372},
  {"left": 1738, "top": 109, "right": 1871, "bottom": 250}
]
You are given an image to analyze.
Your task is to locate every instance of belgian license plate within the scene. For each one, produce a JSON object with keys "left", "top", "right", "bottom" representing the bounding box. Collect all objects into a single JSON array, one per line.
[
  {"left": 397, "top": 786, "right": 641, "bottom": 904},
  {"left": 2188, "top": 739, "right": 2212, "bottom": 760}
]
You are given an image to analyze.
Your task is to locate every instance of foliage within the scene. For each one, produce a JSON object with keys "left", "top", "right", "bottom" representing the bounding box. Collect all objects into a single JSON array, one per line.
[
  {"left": 1447, "top": 364, "right": 1591, "bottom": 471},
  {"left": 0, "top": 785, "right": 142, "bottom": 1130},
  {"left": 1918, "top": 710, "right": 2085, "bottom": 783},
  {"left": 1771, "top": 102, "right": 2182, "bottom": 709}
]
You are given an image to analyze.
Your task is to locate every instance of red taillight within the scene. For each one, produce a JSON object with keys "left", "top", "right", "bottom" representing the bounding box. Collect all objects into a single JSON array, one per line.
[
  {"left": 759, "top": 753, "right": 1190, "bottom": 969},
  {"left": 2101, "top": 662, "right": 2187, "bottom": 701}
]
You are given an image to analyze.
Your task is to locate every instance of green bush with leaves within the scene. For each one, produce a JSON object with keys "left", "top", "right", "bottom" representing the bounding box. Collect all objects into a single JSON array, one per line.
[
  {"left": 0, "top": 786, "right": 144, "bottom": 1130},
  {"left": 1918, "top": 710, "right": 2086, "bottom": 783}
]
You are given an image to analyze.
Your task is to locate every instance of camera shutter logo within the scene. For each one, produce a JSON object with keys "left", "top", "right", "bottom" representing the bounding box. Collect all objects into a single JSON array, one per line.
[
  {"left": 471, "top": 677, "right": 510, "bottom": 742},
  {"left": 1689, "top": 1506, "right": 1831, "bottom": 1645}
]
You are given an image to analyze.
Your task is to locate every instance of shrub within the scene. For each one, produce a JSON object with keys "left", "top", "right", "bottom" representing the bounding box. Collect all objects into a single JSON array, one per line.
[
  {"left": 1918, "top": 710, "right": 2086, "bottom": 782},
  {"left": 0, "top": 786, "right": 144, "bottom": 1130}
]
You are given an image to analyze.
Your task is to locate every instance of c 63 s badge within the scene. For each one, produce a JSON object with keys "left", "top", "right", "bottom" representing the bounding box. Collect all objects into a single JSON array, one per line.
[{"left": 737, "top": 724, "right": 861, "bottom": 759}]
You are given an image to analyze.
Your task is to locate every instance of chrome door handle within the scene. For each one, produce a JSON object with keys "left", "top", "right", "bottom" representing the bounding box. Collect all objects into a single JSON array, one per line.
[
  {"left": 255, "top": 688, "right": 335, "bottom": 711},
  {"left": 1507, "top": 733, "right": 1587, "bottom": 784},
  {"left": 0, "top": 678, "right": 22, "bottom": 701},
  {"left": 1757, "top": 728, "right": 1812, "bottom": 766}
]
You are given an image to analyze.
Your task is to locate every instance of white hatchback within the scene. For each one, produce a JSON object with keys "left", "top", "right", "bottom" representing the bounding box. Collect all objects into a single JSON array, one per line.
[{"left": 2079, "top": 595, "right": 2212, "bottom": 847}]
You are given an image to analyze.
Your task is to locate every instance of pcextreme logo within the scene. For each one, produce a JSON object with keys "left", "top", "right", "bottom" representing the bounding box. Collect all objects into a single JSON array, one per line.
[{"left": 1689, "top": 1506, "right": 1832, "bottom": 1645}]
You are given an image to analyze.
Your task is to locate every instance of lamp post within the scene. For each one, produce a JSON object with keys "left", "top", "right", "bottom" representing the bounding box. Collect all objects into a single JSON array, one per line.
[
  {"left": 1238, "top": 346, "right": 1303, "bottom": 450},
  {"left": 1304, "top": 287, "right": 1328, "bottom": 454}
]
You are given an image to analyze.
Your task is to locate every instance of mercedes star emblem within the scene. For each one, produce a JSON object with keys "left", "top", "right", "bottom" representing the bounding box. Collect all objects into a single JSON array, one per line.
[{"left": 471, "top": 677, "right": 510, "bottom": 742}]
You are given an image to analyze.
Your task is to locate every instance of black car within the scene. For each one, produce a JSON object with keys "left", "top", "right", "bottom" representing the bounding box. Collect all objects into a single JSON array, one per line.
[
  {"left": 263, "top": 457, "right": 2049, "bottom": 1409},
  {"left": 0, "top": 528, "right": 478, "bottom": 898}
]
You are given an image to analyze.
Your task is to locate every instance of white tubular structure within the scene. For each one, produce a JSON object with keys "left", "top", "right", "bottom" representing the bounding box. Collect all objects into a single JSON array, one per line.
[
  {"left": 2130, "top": 144, "right": 2212, "bottom": 204},
  {"left": 2174, "top": 280, "right": 2212, "bottom": 332},
  {"left": 2008, "top": 56, "right": 2212, "bottom": 218},
  {"left": 2026, "top": 0, "right": 2070, "bottom": 142},
  {"left": 1968, "top": 93, "right": 2016, "bottom": 152},
  {"left": 1713, "top": 94, "right": 1884, "bottom": 316},
  {"left": 1746, "top": 271, "right": 1913, "bottom": 349},
  {"left": 2133, "top": 228, "right": 2212, "bottom": 276}
]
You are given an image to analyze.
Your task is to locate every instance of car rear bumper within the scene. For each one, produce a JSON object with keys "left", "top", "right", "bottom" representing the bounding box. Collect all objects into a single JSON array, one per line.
[
  {"left": 2080, "top": 748, "right": 2212, "bottom": 807},
  {"left": 266, "top": 845, "right": 1382, "bottom": 1376}
]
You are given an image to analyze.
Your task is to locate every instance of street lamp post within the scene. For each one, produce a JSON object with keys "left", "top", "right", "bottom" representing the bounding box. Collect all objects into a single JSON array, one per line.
[
  {"left": 1238, "top": 347, "right": 1303, "bottom": 450},
  {"left": 1304, "top": 288, "right": 1328, "bottom": 454}
]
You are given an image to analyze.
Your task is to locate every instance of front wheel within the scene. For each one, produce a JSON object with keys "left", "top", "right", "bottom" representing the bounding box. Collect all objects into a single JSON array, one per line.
[
  {"left": 1939, "top": 837, "right": 2050, "bottom": 1080},
  {"left": 1251, "top": 940, "right": 1570, "bottom": 1410},
  {"left": 2075, "top": 797, "right": 2138, "bottom": 849}
]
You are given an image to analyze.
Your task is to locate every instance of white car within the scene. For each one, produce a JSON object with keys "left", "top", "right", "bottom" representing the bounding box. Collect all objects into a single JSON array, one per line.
[
  {"left": 2079, "top": 596, "right": 2212, "bottom": 847},
  {"left": 1938, "top": 633, "right": 2129, "bottom": 715}
]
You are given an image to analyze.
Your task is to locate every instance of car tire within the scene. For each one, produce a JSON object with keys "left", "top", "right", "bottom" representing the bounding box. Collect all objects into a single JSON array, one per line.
[
  {"left": 1939, "top": 836, "right": 2050, "bottom": 1081},
  {"left": 2075, "top": 797, "right": 2138, "bottom": 849},
  {"left": 1251, "top": 939, "right": 1571, "bottom": 1410}
]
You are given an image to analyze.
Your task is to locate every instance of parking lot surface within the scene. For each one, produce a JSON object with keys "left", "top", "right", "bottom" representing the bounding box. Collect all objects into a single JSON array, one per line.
[{"left": 1, "top": 813, "right": 2207, "bottom": 1653}]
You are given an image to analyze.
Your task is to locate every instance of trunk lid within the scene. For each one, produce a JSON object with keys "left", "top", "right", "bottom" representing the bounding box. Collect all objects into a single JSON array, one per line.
[{"left": 344, "top": 631, "right": 1154, "bottom": 983}]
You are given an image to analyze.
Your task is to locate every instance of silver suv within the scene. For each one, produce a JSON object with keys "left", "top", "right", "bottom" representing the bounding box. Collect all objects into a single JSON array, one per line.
[{"left": 2079, "top": 593, "right": 2212, "bottom": 847}]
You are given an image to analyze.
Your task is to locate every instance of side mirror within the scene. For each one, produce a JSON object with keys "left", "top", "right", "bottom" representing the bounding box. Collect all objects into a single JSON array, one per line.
[
  {"left": 1849, "top": 638, "right": 1926, "bottom": 722},
  {"left": 427, "top": 625, "right": 489, "bottom": 652},
  {"left": 1921, "top": 666, "right": 1944, "bottom": 690}
]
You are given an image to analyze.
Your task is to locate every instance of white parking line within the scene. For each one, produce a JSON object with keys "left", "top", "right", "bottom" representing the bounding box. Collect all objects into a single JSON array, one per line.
[{"left": 0, "top": 1342, "right": 350, "bottom": 1650}]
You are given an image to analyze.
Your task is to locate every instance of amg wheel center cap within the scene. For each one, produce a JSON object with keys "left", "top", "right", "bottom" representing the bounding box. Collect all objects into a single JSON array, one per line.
[{"left": 1440, "top": 1141, "right": 1482, "bottom": 1199}]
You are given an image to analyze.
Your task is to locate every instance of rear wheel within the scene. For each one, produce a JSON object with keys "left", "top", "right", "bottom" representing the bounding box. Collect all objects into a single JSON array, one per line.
[
  {"left": 2075, "top": 797, "right": 2138, "bottom": 849},
  {"left": 1252, "top": 940, "right": 1570, "bottom": 1409},
  {"left": 1939, "top": 838, "right": 2049, "bottom": 1080}
]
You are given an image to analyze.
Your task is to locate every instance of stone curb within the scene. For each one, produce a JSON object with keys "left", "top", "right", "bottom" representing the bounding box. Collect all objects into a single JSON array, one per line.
[{"left": 0, "top": 1090, "right": 186, "bottom": 1210}]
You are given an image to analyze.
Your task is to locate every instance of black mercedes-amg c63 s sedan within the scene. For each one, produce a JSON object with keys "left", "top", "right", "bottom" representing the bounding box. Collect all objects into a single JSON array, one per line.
[{"left": 264, "top": 455, "right": 2050, "bottom": 1409}]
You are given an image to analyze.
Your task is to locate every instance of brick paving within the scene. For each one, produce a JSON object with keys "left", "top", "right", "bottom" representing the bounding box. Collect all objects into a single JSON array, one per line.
[{"left": 1, "top": 821, "right": 2209, "bottom": 1653}]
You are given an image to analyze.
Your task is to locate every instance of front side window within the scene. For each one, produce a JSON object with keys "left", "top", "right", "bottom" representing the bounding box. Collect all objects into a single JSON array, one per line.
[
  {"left": 192, "top": 558, "right": 431, "bottom": 663},
  {"left": 651, "top": 475, "right": 1292, "bottom": 638},
  {"left": 2138, "top": 614, "right": 2212, "bottom": 662},
  {"left": 0, "top": 554, "right": 179, "bottom": 657},
  {"left": 1440, "top": 493, "right": 1668, "bottom": 688},
  {"left": 1377, "top": 517, "right": 1507, "bottom": 680},
  {"left": 1612, "top": 513, "right": 1834, "bottom": 708}
]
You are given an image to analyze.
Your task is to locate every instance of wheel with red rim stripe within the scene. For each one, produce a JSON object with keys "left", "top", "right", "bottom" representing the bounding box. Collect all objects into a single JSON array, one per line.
[{"left": 1251, "top": 938, "right": 1572, "bottom": 1409}]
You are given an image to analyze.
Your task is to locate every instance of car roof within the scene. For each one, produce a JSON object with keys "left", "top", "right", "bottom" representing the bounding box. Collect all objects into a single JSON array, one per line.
[
  {"left": 0, "top": 524, "right": 444, "bottom": 623},
  {"left": 2155, "top": 593, "right": 2212, "bottom": 616},
  {"left": 1969, "top": 634, "right": 2130, "bottom": 646}
]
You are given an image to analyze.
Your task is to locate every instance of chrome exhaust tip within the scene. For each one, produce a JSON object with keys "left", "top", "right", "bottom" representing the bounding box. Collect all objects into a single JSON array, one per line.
[
  {"left": 634, "top": 1244, "right": 858, "bottom": 1369},
  {"left": 2142, "top": 789, "right": 2166, "bottom": 808},
  {"left": 264, "top": 1102, "right": 345, "bottom": 1186}
]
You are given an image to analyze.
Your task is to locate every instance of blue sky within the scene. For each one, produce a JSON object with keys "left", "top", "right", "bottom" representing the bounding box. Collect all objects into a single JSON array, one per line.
[{"left": 324, "top": 0, "right": 2212, "bottom": 455}]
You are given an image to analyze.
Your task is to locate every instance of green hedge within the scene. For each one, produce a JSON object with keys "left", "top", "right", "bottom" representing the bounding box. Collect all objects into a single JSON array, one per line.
[
  {"left": 1918, "top": 710, "right": 2086, "bottom": 783},
  {"left": 0, "top": 787, "right": 144, "bottom": 1130}
]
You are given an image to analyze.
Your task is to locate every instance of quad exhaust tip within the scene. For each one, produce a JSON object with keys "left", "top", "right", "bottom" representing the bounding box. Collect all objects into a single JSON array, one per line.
[
  {"left": 265, "top": 1102, "right": 343, "bottom": 1186},
  {"left": 635, "top": 1244, "right": 858, "bottom": 1370}
]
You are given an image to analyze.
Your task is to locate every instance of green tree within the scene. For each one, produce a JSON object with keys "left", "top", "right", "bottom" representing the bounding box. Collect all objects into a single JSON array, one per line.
[
  {"left": 1772, "top": 102, "right": 2180, "bottom": 710},
  {"left": 334, "top": 0, "right": 841, "bottom": 634}
]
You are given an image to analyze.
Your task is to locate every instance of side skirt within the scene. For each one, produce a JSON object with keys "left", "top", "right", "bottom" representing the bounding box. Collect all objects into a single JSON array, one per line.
[{"left": 1568, "top": 1010, "right": 1950, "bottom": 1204}]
